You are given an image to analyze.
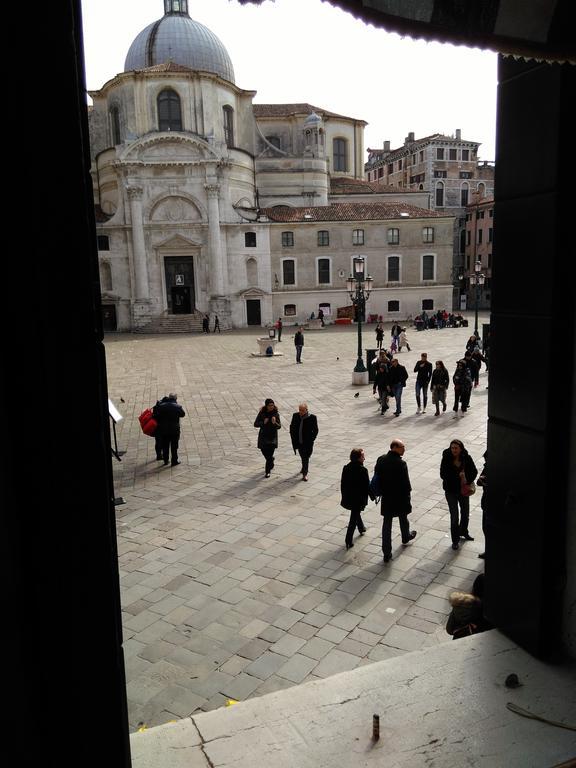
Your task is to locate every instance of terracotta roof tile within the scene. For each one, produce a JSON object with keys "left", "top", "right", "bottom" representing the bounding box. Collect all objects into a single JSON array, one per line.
[
  {"left": 330, "top": 176, "right": 418, "bottom": 195},
  {"left": 253, "top": 102, "right": 365, "bottom": 123},
  {"left": 260, "top": 202, "right": 443, "bottom": 223}
]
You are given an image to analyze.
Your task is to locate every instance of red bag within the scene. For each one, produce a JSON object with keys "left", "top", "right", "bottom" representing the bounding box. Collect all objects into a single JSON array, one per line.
[{"left": 138, "top": 408, "right": 157, "bottom": 436}]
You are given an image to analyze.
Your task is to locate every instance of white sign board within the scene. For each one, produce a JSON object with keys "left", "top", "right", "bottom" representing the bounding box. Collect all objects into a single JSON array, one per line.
[{"left": 108, "top": 399, "right": 123, "bottom": 423}]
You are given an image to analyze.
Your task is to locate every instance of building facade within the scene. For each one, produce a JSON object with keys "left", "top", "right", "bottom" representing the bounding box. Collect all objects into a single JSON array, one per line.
[
  {"left": 462, "top": 193, "right": 494, "bottom": 310},
  {"left": 365, "top": 132, "right": 494, "bottom": 308},
  {"left": 89, "top": 2, "right": 454, "bottom": 331}
]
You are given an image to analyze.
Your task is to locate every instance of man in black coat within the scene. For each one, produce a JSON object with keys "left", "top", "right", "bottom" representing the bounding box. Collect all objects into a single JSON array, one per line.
[
  {"left": 294, "top": 327, "right": 304, "bottom": 363},
  {"left": 289, "top": 403, "right": 318, "bottom": 481},
  {"left": 414, "top": 352, "right": 433, "bottom": 413},
  {"left": 387, "top": 358, "right": 409, "bottom": 416},
  {"left": 153, "top": 393, "right": 185, "bottom": 466},
  {"left": 373, "top": 439, "right": 416, "bottom": 562}
]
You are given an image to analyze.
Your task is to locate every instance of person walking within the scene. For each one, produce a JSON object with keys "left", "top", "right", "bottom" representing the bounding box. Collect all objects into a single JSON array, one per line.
[
  {"left": 413, "top": 352, "right": 433, "bottom": 413},
  {"left": 153, "top": 392, "right": 185, "bottom": 466},
  {"left": 375, "top": 323, "right": 384, "bottom": 350},
  {"left": 373, "top": 439, "right": 416, "bottom": 562},
  {"left": 477, "top": 451, "right": 488, "bottom": 559},
  {"left": 452, "top": 360, "right": 473, "bottom": 414},
  {"left": 277, "top": 317, "right": 283, "bottom": 342},
  {"left": 387, "top": 357, "right": 408, "bottom": 416},
  {"left": 372, "top": 362, "right": 390, "bottom": 414},
  {"left": 340, "top": 448, "right": 372, "bottom": 549},
  {"left": 440, "top": 439, "right": 478, "bottom": 550},
  {"left": 153, "top": 395, "right": 169, "bottom": 459},
  {"left": 213, "top": 314, "right": 220, "bottom": 333},
  {"left": 430, "top": 360, "right": 449, "bottom": 415},
  {"left": 254, "top": 398, "right": 281, "bottom": 478},
  {"left": 202, "top": 314, "right": 210, "bottom": 333},
  {"left": 398, "top": 328, "right": 411, "bottom": 352},
  {"left": 289, "top": 403, "right": 318, "bottom": 481},
  {"left": 391, "top": 322, "right": 402, "bottom": 349},
  {"left": 294, "top": 327, "right": 304, "bottom": 363}
]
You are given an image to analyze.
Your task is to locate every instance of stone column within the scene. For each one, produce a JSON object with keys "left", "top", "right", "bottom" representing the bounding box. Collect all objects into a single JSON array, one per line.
[
  {"left": 205, "top": 183, "right": 225, "bottom": 297},
  {"left": 126, "top": 184, "right": 149, "bottom": 299}
]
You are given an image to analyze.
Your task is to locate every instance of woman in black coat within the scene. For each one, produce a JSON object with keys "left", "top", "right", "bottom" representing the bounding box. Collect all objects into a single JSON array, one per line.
[
  {"left": 340, "top": 447, "right": 373, "bottom": 549},
  {"left": 254, "top": 398, "right": 281, "bottom": 478},
  {"left": 440, "top": 439, "right": 478, "bottom": 550}
]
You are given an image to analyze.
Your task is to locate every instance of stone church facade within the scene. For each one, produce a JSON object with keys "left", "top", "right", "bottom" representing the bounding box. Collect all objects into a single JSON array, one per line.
[{"left": 89, "top": 1, "right": 454, "bottom": 331}]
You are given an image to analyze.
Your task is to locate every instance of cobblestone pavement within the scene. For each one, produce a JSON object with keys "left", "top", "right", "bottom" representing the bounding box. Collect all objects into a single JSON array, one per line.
[{"left": 106, "top": 315, "right": 489, "bottom": 731}]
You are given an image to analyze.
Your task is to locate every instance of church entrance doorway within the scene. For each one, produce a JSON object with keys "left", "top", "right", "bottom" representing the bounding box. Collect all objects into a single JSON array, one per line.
[
  {"left": 246, "top": 299, "right": 261, "bottom": 325},
  {"left": 164, "top": 256, "right": 194, "bottom": 313},
  {"left": 171, "top": 286, "right": 191, "bottom": 314},
  {"left": 101, "top": 305, "right": 117, "bottom": 332}
]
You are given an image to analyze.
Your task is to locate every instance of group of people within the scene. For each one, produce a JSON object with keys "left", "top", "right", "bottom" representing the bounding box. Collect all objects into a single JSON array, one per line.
[
  {"left": 376, "top": 323, "right": 410, "bottom": 353},
  {"left": 371, "top": 341, "right": 485, "bottom": 417},
  {"left": 202, "top": 313, "right": 220, "bottom": 333},
  {"left": 339, "top": 437, "right": 481, "bottom": 559},
  {"left": 414, "top": 310, "right": 466, "bottom": 331},
  {"left": 254, "top": 399, "right": 318, "bottom": 479}
]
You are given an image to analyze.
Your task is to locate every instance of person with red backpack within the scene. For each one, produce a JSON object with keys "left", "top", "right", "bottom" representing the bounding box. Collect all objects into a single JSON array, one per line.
[{"left": 153, "top": 393, "right": 185, "bottom": 466}]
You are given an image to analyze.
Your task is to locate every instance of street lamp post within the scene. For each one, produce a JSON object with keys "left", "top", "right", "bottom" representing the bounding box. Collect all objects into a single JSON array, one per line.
[
  {"left": 469, "top": 259, "right": 486, "bottom": 337},
  {"left": 346, "top": 256, "right": 373, "bottom": 385}
]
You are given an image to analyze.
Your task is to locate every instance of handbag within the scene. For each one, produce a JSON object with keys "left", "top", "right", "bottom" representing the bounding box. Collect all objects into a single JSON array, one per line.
[
  {"left": 138, "top": 408, "right": 157, "bottom": 437},
  {"left": 461, "top": 480, "right": 476, "bottom": 497}
]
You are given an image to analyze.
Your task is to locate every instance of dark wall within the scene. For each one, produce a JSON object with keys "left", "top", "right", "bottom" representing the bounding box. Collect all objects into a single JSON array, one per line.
[
  {"left": 7, "top": 2, "right": 131, "bottom": 764},
  {"left": 484, "top": 57, "right": 575, "bottom": 659}
]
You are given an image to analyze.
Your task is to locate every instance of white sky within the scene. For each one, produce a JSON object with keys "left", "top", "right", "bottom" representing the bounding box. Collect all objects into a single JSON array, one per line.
[{"left": 80, "top": 0, "right": 498, "bottom": 161}]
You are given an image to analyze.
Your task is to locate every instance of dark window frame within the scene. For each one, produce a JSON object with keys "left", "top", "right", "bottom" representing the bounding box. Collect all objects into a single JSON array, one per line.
[
  {"left": 158, "top": 89, "right": 182, "bottom": 132},
  {"left": 281, "top": 231, "right": 294, "bottom": 247}
]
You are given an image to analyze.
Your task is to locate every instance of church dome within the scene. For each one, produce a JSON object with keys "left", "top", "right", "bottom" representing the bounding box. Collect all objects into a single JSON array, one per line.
[{"left": 124, "top": 1, "right": 235, "bottom": 84}]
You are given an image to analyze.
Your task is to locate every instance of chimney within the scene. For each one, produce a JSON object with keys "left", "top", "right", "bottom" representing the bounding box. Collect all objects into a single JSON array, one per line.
[
  {"left": 455, "top": 129, "right": 461, "bottom": 140},
  {"left": 383, "top": 140, "right": 390, "bottom": 152},
  {"left": 406, "top": 132, "right": 415, "bottom": 144}
]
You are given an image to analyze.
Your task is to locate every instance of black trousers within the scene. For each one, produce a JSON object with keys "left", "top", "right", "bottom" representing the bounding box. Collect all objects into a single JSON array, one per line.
[
  {"left": 346, "top": 507, "right": 365, "bottom": 545},
  {"left": 381, "top": 513, "right": 410, "bottom": 557},
  {"left": 445, "top": 492, "right": 470, "bottom": 544},
  {"left": 161, "top": 433, "right": 180, "bottom": 464},
  {"left": 260, "top": 446, "right": 275, "bottom": 473},
  {"left": 297, "top": 447, "right": 312, "bottom": 475}
]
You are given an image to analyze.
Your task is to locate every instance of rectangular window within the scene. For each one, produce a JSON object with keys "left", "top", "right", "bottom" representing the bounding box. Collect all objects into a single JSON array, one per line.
[
  {"left": 388, "top": 256, "right": 400, "bottom": 282},
  {"left": 436, "top": 148, "right": 444, "bottom": 160},
  {"left": 388, "top": 163, "right": 393, "bottom": 174},
  {"left": 478, "top": 229, "right": 483, "bottom": 244},
  {"left": 422, "top": 227, "right": 434, "bottom": 244},
  {"left": 459, "top": 171, "right": 473, "bottom": 179},
  {"left": 435, "top": 185, "right": 444, "bottom": 206},
  {"left": 319, "top": 302, "right": 331, "bottom": 316},
  {"left": 284, "top": 304, "right": 296, "bottom": 316},
  {"left": 244, "top": 232, "right": 256, "bottom": 247},
  {"left": 388, "top": 300, "right": 400, "bottom": 312},
  {"left": 461, "top": 187, "right": 469, "bottom": 206},
  {"left": 317, "top": 230, "right": 329, "bottom": 246},
  {"left": 282, "top": 259, "right": 295, "bottom": 285},
  {"left": 97, "top": 235, "right": 110, "bottom": 251},
  {"left": 318, "top": 258, "right": 330, "bottom": 284},
  {"left": 422, "top": 298, "right": 434, "bottom": 310},
  {"left": 488, "top": 228, "right": 493, "bottom": 243},
  {"left": 467, "top": 231, "right": 471, "bottom": 246},
  {"left": 434, "top": 170, "right": 447, "bottom": 178},
  {"left": 333, "top": 138, "right": 347, "bottom": 172},
  {"left": 378, "top": 167, "right": 384, "bottom": 178},
  {"left": 398, "top": 159, "right": 403, "bottom": 170},
  {"left": 462, "top": 149, "right": 470, "bottom": 161},
  {"left": 352, "top": 229, "right": 364, "bottom": 245},
  {"left": 281, "top": 231, "right": 294, "bottom": 247},
  {"left": 223, "top": 106, "right": 234, "bottom": 148},
  {"left": 387, "top": 228, "right": 399, "bottom": 245},
  {"left": 419, "top": 151, "right": 424, "bottom": 162},
  {"left": 422, "top": 254, "right": 435, "bottom": 280},
  {"left": 449, "top": 149, "right": 457, "bottom": 160}
]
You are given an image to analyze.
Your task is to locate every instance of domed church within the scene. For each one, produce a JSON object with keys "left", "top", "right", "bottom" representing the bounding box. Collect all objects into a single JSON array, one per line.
[{"left": 89, "top": 1, "right": 453, "bottom": 331}]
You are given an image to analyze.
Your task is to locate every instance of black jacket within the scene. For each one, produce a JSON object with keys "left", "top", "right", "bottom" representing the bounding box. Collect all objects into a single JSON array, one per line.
[
  {"left": 294, "top": 332, "right": 304, "bottom": 346},
  {"left": 373, "top": 451, "right": 412, "bottom": 517},
  {"left": 413, "top": 359, "right": 433, "bottom": 384},
  {"left": 289, "top": 412, "right": 318, "bottom": 452},
  {"left": 340, "top": 461, "right": 371, "bottom": 511},
  {"left": 440, "top": 448, "right": 478, "bottom": 494},
  {"left": 431, "top": 368, "right": 449, "bottom": 388},
  {"left": 373, "top": 368, "right": 390, "bottom": 392},
  {"left": 387, "top": 363, "right": 408, "bottom": 387},
  {"left": 153, "top": 397, "right": 185, "bottom": 436},
  {"left": 254, "top": 408, "right": 281, "bottom": 448}
]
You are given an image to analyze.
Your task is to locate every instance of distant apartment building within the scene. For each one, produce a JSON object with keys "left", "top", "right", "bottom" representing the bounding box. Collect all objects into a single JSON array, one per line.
[
  {"left": 462, "top": 193, "right": 494, "bottom": 311},
  {"left": 365, "top": 131, "right": 494, "bottom": 307}
]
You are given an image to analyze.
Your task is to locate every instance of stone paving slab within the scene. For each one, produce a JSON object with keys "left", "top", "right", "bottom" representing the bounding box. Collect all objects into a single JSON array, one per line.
[{"left": 105, "top": 317, "right": 489, "bottom": 730}]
